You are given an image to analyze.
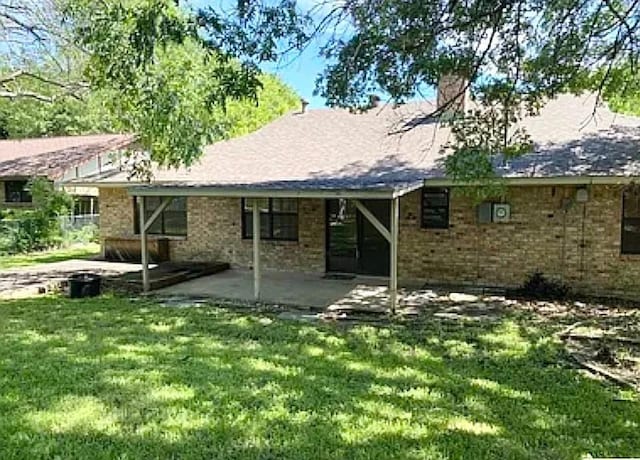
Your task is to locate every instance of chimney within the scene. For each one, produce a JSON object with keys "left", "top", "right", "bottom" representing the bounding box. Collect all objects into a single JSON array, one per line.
[
  {"left": 300, "top": 98, "right": 309, "bottom": 113},
  {"left": 437, "top": 74, "right": 468, "bottom": 115}
]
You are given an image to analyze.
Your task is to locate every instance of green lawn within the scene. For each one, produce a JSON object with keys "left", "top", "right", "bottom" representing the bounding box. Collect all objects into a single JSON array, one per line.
[
  {"left": 0, "top": 296, "right": 638, "bottom": 459},
  {"left": 0, "top": 243, "right": 100, "bottom": 270}
]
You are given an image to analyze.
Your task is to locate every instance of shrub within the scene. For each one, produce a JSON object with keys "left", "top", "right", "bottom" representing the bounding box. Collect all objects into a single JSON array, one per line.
[
  {"left": 0, "top": 178, "right": 73, "bottom": 254},
  {"left": 514, "top": 271, "right": 571, "bottom": 301}
]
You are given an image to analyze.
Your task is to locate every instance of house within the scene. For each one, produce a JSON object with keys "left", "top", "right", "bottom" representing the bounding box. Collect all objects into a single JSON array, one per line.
[
  {"left": 0, "top": 134, "right": 133, "bottom": 214},
  {"left": 75, "top": 81, "right": 640, "bottom": 304}
]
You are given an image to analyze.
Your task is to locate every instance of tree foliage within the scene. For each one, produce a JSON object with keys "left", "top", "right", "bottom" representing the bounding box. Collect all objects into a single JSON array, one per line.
[
  {"left": 6, "top": 0, "right": 640, "bottom": 180},
  {"left": 185, "top": 0, "right": 640, "bottom": 183},
  {"left": 0, "top": 0, "right": 299, "bottom": 171}
]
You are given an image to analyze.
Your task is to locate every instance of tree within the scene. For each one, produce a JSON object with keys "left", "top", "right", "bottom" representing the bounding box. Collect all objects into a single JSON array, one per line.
[
  {"left": 0, "top": 0, "right": 299, "bottom": 170},
  {"left": 186, "top": 0, "right": 640, "bottom": 183}
]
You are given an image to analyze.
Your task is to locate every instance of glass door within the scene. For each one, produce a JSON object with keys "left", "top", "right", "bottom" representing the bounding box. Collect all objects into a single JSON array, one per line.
[{"left": 326, "top": 199, "right": 358, "bottom": 273}]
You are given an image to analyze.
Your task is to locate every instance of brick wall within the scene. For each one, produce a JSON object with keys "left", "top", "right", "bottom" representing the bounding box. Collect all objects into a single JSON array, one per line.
[
  {"left": 100, "top": 184, "right": 640, "bottom": 296},
  {"left": 99, "top": 188, "right": 325, "bottom": 273},
  {"left": 398, "top": 184, "right": 639, "bottom": 296}
]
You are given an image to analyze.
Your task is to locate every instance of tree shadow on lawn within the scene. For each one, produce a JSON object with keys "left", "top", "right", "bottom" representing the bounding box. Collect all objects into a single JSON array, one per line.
[{"left": 0, "top": 297, "right": 638, "bottom": 460}]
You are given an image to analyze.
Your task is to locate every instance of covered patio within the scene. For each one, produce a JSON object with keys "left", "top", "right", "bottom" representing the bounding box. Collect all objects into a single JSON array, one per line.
[{"left": 133, "top": 186, "right": 422, "bottom": 313}]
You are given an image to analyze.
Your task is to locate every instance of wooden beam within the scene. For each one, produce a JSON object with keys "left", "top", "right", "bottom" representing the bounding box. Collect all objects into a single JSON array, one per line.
[
  {"left": 139, "top": 198, "right": 150, "bottom": 292},
  {"left": 253, "top": 200, "right": 261, "bottom": 300},
  {"left": 143, "top": 197, "right": 172, "bottom": 232},
  {"left": 353, "top": 199, "right": 391, "bottom": 243},
  {"left": 389, "top": 197, "right": 399, "bottom": 315}
]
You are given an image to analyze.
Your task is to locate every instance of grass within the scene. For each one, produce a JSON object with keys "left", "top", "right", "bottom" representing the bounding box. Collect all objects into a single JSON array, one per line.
[
  {"left": 0, "top": 296, "right": 639, "bottom": 459},
  {"left": 0, "top": 243, "right": 100, "bottom": 270}
]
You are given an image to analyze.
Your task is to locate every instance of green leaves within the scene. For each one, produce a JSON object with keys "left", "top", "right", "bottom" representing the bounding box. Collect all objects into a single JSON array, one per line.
[{"left": 441, "top": 90, "right": 534, "bottom": 200}]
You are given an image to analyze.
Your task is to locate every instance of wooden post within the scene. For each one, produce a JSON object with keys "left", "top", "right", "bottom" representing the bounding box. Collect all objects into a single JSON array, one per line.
[
  {"left": 253, "top": 199, "right": 261, "bottom": 300},
  {"left": 139, "top": 197, "right": 150, "bottom": 292},
  {"left": 389, "top": 197, "right": 399, "bottom": 314}
]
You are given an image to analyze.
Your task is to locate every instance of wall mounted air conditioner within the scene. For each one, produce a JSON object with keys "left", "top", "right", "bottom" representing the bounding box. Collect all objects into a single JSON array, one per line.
[{"left": 492, "top": 203, "right": 511, "bottom": 223}]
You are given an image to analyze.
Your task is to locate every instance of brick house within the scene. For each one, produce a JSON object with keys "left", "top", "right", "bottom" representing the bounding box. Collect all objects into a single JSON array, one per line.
[
  {"left": 0, "top": 134, "right": 133, "bottom": 213},
  {"left": 76, "top": 88, "right": 640, "bottom": 304}
]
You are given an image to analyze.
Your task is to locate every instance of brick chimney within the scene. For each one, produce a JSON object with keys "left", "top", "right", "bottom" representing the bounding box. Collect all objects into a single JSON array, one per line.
[{"left": 437, "top": 74, "right": 468, "bottom": 115}]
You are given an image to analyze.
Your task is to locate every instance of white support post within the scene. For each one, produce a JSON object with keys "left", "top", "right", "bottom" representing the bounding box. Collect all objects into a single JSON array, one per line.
[
  {"left": 389, "top": 197, "right": 399, "bottom": 315},
  {"left": 253, "top": 200, "right": 261, "bottom": 300},
  {"left": 139, "top": 197, "right": 150, "bottom": 292}
]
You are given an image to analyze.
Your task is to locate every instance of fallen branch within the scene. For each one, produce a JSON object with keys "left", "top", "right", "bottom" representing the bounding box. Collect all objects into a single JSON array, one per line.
[
  {"left": 569, "top": 354, "right": 639, "bottom": 392},
  {"left": 556, "top": 321, "right": 584, "bottom": 339},
  {"left": 564, "top": 333, "right": 640, "bottom": 346}
]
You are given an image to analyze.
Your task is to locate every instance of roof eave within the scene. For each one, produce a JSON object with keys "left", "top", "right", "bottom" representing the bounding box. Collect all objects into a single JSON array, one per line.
[
  {"left": 127, "top": 185, "right": 404, "bottom": 199},
  {"left": 423, "top": 175, "right": 640, "bottom": 187}
]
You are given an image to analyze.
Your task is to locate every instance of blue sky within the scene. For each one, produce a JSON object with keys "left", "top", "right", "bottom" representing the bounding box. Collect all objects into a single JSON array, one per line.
[
  {"left": 185, "top": 0, "right": 435, "bottom": 108},
  {"left": 186, "top": 0, "right": 332, "bottom": 107}
]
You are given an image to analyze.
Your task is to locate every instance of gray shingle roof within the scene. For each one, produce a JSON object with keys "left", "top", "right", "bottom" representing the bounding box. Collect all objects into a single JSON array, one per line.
[
  {"left": 0, "top": 134, "right": 134, "bottom": 179},
  {"left": 84, "top": 93, "right": 640, "bottom": 191}
]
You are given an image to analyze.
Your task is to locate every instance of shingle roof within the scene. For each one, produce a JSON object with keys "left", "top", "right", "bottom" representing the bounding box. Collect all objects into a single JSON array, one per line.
[
  {"left": 83, "top": 94, "right": 640, "bottom": 191},
  {"left": 0, "top": 134, "right": 134, "bottom": 179}
]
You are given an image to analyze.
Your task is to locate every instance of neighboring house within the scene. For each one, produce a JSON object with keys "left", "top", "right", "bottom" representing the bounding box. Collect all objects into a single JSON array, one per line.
[
  {"left": 0, "top": 134, "right": 134, "bottom": 214},
  {"left": 75, "top": 79, "right": 640, "bottom": 301}
]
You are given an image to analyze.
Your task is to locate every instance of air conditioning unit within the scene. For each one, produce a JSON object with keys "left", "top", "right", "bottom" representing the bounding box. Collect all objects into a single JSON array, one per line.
[{"left": 492, "top": 203, "right": 511, "bottom": 223}]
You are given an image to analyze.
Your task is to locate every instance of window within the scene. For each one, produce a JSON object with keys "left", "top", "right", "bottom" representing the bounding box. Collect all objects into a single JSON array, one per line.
[
  {"left": 421, "top": 187, "right": 450, "bottom": 229},
  {"left": 242, "top": 198, "right": 298, "bottom": 241},
  {"left": 134, "top": 196, "right": 187, "bottom": 236},
  {"left": 622, "top": 190, "right": 640, "bottom": 254},
  {"left": 4, "top": 180, "right": 31, "bottom": 203}
]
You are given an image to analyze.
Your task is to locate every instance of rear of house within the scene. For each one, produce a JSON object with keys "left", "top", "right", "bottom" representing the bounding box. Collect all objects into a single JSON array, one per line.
[
  {"left": 80, "top": 84, "right": 640, "bottom": 298},
  {"left": 97, "top": 182, "right": 640, "bottom": 297}
]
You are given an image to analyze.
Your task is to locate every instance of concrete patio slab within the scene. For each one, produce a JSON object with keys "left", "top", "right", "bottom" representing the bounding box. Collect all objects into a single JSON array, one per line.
[{"left": 155, "top": 269, "right": 392, "bottom": 310}]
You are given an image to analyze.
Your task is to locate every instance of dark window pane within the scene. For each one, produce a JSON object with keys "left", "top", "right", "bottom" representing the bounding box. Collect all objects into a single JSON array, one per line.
[
  {"left": 622, "top": 192, "right": 640, "bottom": 254},
  {"left": 133, "top": 196, "right": 187, "bottom": 236},
  {"left": 241, "top": 198, "right": 298, "bottom": 241},
  {"left": 272, "top": 198, "right": 297, "bottom": 213},
  {"left": 163, "top": 211, "right": 187, "bottom": 236},
  {"left": 145, "top": 210, "right": 163, "bottom": 234},
  {"left": 4, "top": 181, "right": 32, "bottom": 203},
  {"left": 243, "top": 212, "right": 252, "bottom": 238},
  {"left": 272, "top": 214, "right": 298, "bottom": 240},
  {"left": 422, "top": 187, "right": 449, "bottom": 229}
]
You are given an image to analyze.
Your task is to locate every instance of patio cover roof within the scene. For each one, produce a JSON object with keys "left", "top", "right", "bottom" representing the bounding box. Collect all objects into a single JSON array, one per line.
[{"left": 72, "top": 93, "right": 640, "bottom": 197}]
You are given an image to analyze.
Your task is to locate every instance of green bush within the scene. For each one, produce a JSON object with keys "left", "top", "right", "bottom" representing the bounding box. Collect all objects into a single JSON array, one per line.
[{"left": 0, "top": 178, "right": 73, "bottom": 254}]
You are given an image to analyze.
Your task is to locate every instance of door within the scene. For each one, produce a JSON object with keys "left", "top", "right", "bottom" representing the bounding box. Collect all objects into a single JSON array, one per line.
[
  {"left": 326, "top": 199, "right": 390, "bottom": 276},
  {"left": 357, "top": 200, "right": 390, "bottom": 276},
  {"left": 326, "top": 199, "right": 358, "bottom": 273}
]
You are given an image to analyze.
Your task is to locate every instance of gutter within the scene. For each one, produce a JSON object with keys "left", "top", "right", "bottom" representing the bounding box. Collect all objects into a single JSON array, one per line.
[
  {"left": 423, "top": 175, "right": 640, "bottom": 187},
  {"left": 126, "top": 185, "right": 399, "bottom": 200}
]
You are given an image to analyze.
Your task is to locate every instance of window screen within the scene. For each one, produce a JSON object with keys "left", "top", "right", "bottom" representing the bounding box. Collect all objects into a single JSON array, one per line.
[
  {"left": 4, "top": 181, "right": 32, "bottom": 203},
  {"left": 242, "top": 198, "right": 298, "bottom": 241},
  {"left": 421, "top": 187, "right": 449, "bottom": 229},
  {"left": 622, "top": 190, "right": 640, "bottom": 254},
  {"left": 134, "top": 196, "right": 187, "bottom": 236}
]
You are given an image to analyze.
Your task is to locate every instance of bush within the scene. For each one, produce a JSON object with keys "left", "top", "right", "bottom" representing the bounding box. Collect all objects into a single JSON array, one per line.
[
  {"left": 0, "top": 178, "right": 73, "bottom": 254},
  {"left": 63, "top": 223, "right": 99, "bottom": 245},
  {"left": 513, "top": 271, "right": 571, "bottom": 301}
]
